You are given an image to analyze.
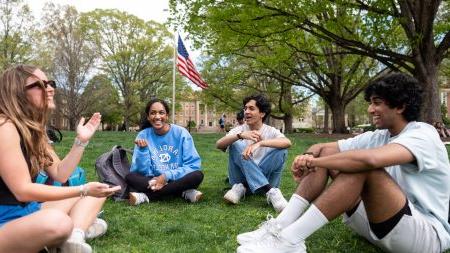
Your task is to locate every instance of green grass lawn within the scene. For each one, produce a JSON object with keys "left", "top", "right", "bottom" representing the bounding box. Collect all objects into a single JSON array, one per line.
[{"left": 53, "top": 131, "right": 444, "bottom": 253}]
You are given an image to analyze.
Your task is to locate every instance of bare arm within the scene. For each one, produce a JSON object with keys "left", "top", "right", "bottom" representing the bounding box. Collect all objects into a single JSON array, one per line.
[
  {"left": 0, "top": 120, "right": 118, "bottom": 202},
  {"left": 291, "top": 142, "right": 339, "bottom": 181},
  {"left": 45, "top": 113, "right": 101, "bottom": 182},
  {"left": 242, "top": 136, "right": 291, "bottom": 160},
  {"left": 216, "top": 133, "right": 240, "bottom": 151},
  {"left": 258, "top": 137, "right": 291, "bottom": 149},
  {"left": 297, "top": 143, "right": 414, "bottom": 173},
  {"left": 303, "top": 142, "right": 340, "bottom": 157}
]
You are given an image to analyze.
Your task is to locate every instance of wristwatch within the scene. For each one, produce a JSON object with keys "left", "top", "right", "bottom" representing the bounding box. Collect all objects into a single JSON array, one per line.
[{"left": 237, "top": 132, "right": 243, "bottom": 140}]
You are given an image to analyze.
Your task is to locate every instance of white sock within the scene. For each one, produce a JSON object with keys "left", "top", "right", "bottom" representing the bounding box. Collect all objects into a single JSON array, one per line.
[
  {"left": 69, "top": 228, "right": 86, "bottom": 242},
  {"left": 275, "top": 194, "right": 309, "bottom": 228},
  {"left": 280, "top": 204, "right": 329, "bottom": 245}
]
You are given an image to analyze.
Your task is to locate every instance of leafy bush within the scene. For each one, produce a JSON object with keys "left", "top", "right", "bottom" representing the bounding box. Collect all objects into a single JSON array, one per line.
[
  {"left": 363, "top": 125, "right": 376, "bottom": 132},
  {"left": 294, "top": 127, "right": 314, "bottom": 133},
  {"left": 187, "top": 120, "right": 196, "bottom": 128},
  {"left": 441, "top": 103, "right": 450, "bottom": 126}
]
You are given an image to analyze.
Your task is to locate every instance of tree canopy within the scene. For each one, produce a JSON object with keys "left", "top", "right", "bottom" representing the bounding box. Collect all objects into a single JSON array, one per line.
[{"left": 172, "top": 0, "right": 450, "bottom": 123}]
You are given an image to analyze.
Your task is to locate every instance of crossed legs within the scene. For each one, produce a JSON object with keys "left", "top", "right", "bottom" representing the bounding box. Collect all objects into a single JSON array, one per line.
[
  {"left": 228, "top": 141, "right": 287, "bottom": 193},
  {"left": 0, "top": 196, "right": 105, "bottom": 253}
]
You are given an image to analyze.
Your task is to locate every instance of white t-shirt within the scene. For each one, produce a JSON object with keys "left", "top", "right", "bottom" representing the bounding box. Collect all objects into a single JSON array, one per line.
[
  {"left": 227, "top": 123, "right": 285, "bottom": 165},
  {"left": 338, "top": 121, "right": 450, "bottom": 250}
]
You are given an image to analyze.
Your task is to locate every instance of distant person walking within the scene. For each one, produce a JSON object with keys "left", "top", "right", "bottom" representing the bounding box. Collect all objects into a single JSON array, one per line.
[
  {"left": 236, "top": 110, "right": 245, "bottom": 126},
  {"left": 219, "top": 114, "right": 226, "bottom": 132}
]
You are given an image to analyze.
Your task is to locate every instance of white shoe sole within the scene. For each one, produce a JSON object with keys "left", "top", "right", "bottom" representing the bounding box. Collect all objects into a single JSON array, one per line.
[
  {"left": 223, "top": 192, "right": 239, "bottom": 204},
  {"left": 237, "top": 236, "right": 256, "bottom": 245},
  {"left": 237, "top": 244, "right": 306, "bottom": 253},
  {"left": 60, "top": 240, "right": 92, "bottom": 253},
  {"left": 192, "top": 192, "right": 203, "bottom": 202}
]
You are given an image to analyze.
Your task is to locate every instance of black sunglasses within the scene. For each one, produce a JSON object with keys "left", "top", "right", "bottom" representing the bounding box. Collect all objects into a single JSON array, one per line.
[{"left": 25, "top": 80, "right": 56, "bottom": 90}]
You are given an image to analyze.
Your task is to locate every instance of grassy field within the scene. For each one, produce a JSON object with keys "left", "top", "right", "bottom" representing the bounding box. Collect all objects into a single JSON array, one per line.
[{"left": 53, "top": 131, "right": 443, "bottom": 253}]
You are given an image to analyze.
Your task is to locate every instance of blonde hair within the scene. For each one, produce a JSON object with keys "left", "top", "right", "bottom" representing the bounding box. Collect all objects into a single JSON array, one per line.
[{"left": 0, "top": 65, "right": 53, "bottom": 177}]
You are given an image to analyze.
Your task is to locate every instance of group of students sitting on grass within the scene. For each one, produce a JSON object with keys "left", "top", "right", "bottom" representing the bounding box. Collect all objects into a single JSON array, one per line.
[
  {"left": 126, "top": 94, "right": 292, "bottom": 215},
  {"left": 0, "top": 65, "right": 449, "bottom": 253}
]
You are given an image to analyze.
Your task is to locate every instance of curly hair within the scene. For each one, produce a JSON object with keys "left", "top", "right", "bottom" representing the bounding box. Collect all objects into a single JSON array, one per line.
[
  {"left": 243, "top": 94, "right": 271, "bottom": 122},
  {"left": 364, "top": 72, "right": 423, "bottom": 122}
]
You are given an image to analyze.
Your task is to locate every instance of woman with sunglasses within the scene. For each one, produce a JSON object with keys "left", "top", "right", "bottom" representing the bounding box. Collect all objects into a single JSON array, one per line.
[{"left": 0, "top": 65, "right": 120, "bottom": 253}]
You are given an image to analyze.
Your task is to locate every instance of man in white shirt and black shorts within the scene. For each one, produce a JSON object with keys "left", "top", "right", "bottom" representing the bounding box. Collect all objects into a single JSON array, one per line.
[{"left": 237, "top": 73, "right": 450, "bottom": 253}]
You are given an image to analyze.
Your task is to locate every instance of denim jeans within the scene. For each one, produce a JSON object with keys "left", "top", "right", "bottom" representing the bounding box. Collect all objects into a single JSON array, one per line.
[{"left": 228, "top": 141, "right": 287, "bottom": 193}]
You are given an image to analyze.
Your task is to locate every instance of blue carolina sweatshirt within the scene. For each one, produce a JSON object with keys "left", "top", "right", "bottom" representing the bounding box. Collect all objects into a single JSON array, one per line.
[{"left": 130, "top": 124, "right": 201, "bottom": 181}]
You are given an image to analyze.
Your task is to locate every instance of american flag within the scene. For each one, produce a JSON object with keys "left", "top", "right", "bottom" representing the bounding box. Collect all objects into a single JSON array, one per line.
[{"left": 177, "top": 36, "right": 208, "bottom": 89}]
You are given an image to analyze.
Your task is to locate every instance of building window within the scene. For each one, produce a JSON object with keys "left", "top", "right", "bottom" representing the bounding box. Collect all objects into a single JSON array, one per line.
[
  {"left": 209, "top": 121, "right": 212, "bottom": 127},
  {"left": 441, "top": 91, "right": 447, "bottom": 105}
]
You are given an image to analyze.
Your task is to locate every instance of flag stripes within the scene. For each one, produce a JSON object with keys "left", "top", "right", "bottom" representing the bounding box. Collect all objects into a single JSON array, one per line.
[{"left": 177, "top": 35, "right": 208, "bottom": 89}]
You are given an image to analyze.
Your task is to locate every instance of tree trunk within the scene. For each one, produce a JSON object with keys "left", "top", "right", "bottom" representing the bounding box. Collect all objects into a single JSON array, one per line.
[
  {"left": 69, "top": 117, "right": 77, "bottom": 131},
  {"left": 283, "top": 114, "right": 293, "bottom": 133},
  {"left": 323, "top": 106, "right": 329, "bottom": 133},
  {"left": 414, "top": 63, "right": 440, "bottom": 123},
  {"left": 123, "top": 100, "right": 132, "bottom": 131},
  {"left": 329, "top": 100, "right": 348, "bottom": 133}
]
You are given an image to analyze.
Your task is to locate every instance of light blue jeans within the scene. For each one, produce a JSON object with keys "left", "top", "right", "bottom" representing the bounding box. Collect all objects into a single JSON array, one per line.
[{"left": 228, "top": 141, "right": 288, "bottom": 193}]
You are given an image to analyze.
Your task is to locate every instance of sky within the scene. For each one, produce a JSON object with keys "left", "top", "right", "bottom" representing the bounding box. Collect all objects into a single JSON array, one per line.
[
  {"left": 26, "top": 0, "right": 171, "bottom": 23},
  {"left": 26, "top": 0, "right": 200, "bottom": 57},
  {"left": 25, "top": 0, "right": 203, "bottom": 89}
]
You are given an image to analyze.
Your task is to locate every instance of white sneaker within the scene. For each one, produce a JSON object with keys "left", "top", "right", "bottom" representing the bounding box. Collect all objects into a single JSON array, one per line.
[
  {"left": 237, "top": 234, "right": 306, "bottom": 253},
  {"left": 224, "top": 183, "right": 246, "bottom": 204},
  {"left": 85, "top": 218, "right": 107, "bottom": 240},
  {"left": 266, "top": 188, "right": 288, "bottom": 212},
  {"left": 182, "top": 189, "right": 203, "bottom": 203},
  {"left": 129, "top": 192, "right": 149, "bottom": 206},
  {"left": 47, "top": 240, "right": 92, "bottom": 253},
  {"left": 60, "top": 240, "right": 92, "bottom": 253},
  {"left": 237, "top": 214, "right": 282, "bottom": 245}
]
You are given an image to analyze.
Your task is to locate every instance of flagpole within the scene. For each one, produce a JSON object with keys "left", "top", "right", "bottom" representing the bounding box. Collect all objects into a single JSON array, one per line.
[{"left": 172, "top": 33, "right": 176, "bottom": 124}]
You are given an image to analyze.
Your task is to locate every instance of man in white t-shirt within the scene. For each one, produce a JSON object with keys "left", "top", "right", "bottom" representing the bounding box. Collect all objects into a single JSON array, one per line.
[
  {"left": 237, "top": 73, "right": 450, "bottom": 253},
  {"left": 216, "top": 94, "right": 292, "bottom": 212}
]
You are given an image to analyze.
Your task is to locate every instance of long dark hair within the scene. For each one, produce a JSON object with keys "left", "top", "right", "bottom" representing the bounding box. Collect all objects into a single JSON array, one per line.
[{"left": 140, "top": 98, "right": 170, "bottom": 130}]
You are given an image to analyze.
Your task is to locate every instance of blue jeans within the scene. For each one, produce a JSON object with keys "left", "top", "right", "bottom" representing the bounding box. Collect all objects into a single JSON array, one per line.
[{"left": 228, "top": 141, "right": 287, "bottom": 193}]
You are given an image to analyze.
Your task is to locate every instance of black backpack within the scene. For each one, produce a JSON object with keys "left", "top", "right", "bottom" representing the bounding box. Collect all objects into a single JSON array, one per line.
[
  {"left": 46, "top": 125, "right": 63, "bottom": 143},
  {"left": 95, "top": 146, "right": 132, "bottom": 201}
]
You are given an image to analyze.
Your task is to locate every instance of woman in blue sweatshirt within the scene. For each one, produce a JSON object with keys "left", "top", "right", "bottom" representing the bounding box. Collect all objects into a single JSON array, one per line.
[{"left": 126, "top": 98, "right": 204, "bottom": 205}]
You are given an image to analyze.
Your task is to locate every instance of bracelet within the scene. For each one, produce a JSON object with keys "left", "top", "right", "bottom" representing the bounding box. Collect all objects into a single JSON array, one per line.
[
  {"left": 74, "top": 138, "right": 89, "bottom": 147},
  {"left": 79, "top": 184, "right": 88, "bottom": 197}
]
